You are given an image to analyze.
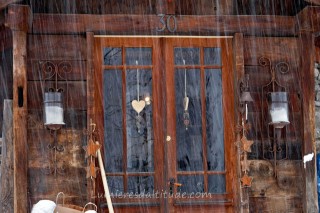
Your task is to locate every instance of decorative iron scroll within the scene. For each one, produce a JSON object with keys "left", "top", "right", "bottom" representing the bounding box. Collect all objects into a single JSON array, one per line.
[
  {"left": 39, "top": 60, "right": 72, "bottom": 177},
  {"left": 259, "top": 56, "right": 290, "bottom": 177}
]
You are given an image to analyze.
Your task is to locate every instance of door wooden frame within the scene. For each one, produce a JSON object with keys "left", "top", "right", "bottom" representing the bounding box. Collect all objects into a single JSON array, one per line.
[{"left": 93, "top": 36, "right": 237, "bottom": 213}]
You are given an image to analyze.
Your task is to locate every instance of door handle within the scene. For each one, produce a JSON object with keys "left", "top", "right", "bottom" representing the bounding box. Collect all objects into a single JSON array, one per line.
[{"left": 168, "top": 178, "right": 182, "bottom": 194}]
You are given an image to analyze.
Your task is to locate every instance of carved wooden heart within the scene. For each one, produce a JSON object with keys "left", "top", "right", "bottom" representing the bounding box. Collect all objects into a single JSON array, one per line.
[{"left": 131, "top": 100, "right": 146, "bottom": 113}]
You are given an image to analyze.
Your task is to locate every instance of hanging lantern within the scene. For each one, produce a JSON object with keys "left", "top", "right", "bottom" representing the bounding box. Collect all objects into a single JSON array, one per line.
[
  {"left": 44, "top": 90, "right": 65, "bottom": 130},
  {"left": 268, "top": 91, "right": 290, "bottom": 128}
]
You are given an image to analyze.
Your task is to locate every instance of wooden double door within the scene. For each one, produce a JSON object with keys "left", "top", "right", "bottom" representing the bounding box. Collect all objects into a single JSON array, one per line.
[{"left": 94, "top": 37, "right": 236, "bottom": 212}]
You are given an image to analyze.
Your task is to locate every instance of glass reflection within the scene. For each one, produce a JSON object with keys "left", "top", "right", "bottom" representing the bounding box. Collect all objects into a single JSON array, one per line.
[
  {"left": 175, "top": 69, "right": 203, "bottom": 171},
  {"left": 206, "top": 69, "right": 224, "bottom": 171},
  {"left": 104, "top": 47, "right": 122, "bottom": 65},
  {"left": 126, "top": 69, "right": 154, "bottom": 173},
  {"left": 103, "top": 70, "right": 123, "bottom": 173}
]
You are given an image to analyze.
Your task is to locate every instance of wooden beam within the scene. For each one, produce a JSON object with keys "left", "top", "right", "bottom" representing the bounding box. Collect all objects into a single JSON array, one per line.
[
  {"left": 0, "top": 0, "right": 23, "bottom": 11},
  {"left": 5, "top": 4, "right": 31, "bottom": 213},
  {"left": 305, "top": 0, "right": 320, "bottom": 5},
  {"left": 233, "top": 33, "right": 246, "bottom": 213},
  {"left": 5, "top": 4, "right": 32, "bottom": 32},
  {"left": 299, "top": 31, "right": 319, "bottom": 212},
  {"left": 86, "top": 31, "right": 94, "bottom": 202},
  {"left": 296, "top": 6, "right": 320, "bottom": 33},
  {"left": 31, "top": 13, "right": 296, "bottom": 36}
]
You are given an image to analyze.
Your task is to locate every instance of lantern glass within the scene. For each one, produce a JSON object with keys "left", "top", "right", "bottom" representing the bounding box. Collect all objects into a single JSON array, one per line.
[
  {"left": 268, "top": 92, "right": 289, "bottom": 128},
  {"left": 44, "top": 91, "right": 65, "bottom": 130}
]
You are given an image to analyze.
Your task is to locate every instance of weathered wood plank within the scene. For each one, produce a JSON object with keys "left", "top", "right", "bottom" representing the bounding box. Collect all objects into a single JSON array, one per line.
[
  {"left": 249, "top": 160, "right": 303, "bottom": 196},
  {"left": 299, "top": 32, "right": 318, "bottom": 212},
  {"left": 245, "top": 66, "right": 300, "bottom": 91},
  {"left": 5, "top": 4, "right": 31, "bottom": 32},
  {"left": 296, "top": 6, "right": 320, "bottom": 33},
  {"left": 31, "top": 13, "right": 296, "bottom": 36},
  {"left": 305, "top": 0, "right": 320, "bottom": 5},
  {"left": 0, "top": 1, "right": 23, "bottom": 10},
  {"left": 27, "top": 60, "right": 86, "bottom": 81},
  {"left": 0, "top": 27, "right": 13, "bottom": 50},
  {"left": 233, "top": 33, "right": 245, "bottom": 213},
  {"left": 27, "top": 35, "right": 87, "bottom": 60},
  {"left": 28, "top": 168, "right": 86, "bottom": 206},
  {"left": 244, "top": 37, "right": 299, "bottom": 67},
  {"left": 27, "top": 81, "right": 87, "bottom": 110},
  {"left": 12, "top": 30, "right": 28, "bottom": 213},
  {"left": 0, "top": 100, "right": 13, "bottom": 213}
]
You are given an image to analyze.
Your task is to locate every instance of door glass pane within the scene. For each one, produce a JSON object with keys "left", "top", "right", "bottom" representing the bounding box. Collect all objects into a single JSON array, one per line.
[
  {"left": 177, "top": 175, "right": 204, "bottom": 193},
  {"left": 126, "top": 48, "right": 152, "bottom": 65},
  {"left": 107, "top": 176, "right": 124, "bottom": 194},
  {"left": 204, "top": 48, "right": 221, "bottom": 65},
  {"left": 104, "top": 47, "right": 122, "bottom": 65},
  {"left": 128, "top": 176, "right": 154, "bottom": 194},
  {"left": 175, "top": 69, "right": 203, "bottom": 171},
  {"left": 126, "top": 69, "right": 154, "bottom": 173},
  {"left": 208, "top": 175, "right": 226, "bottom": 193},
  {"left": 174, "top": 48, "right": 200, "bottom": 65},
  {"left": 205, "top": 69, "right": 225, "bottom": 171},
  {"left": 103, "top": 70, "right": 123, "bottom": 173}
]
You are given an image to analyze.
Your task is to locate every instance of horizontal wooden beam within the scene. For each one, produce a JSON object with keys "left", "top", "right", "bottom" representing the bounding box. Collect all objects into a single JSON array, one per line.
[
  {"left": 305, "top": 0, "right": 320, "bottom": 5},
  {"left": 0, "top": 0, "right": 23, "bottom": 11},
  {"left": 31, "top": 13, "right": 296, "bottom": 36}
]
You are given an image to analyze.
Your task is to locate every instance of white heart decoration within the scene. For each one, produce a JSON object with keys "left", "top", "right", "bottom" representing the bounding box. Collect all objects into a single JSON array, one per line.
[{"left": 131, "top": 100, "right": 146, "bottom": 114}]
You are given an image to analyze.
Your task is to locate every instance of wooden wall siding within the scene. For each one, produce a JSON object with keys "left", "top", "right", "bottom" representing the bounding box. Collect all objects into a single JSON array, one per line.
[
  {"left": 234, "top": 0, "right": 307, "bottom": 16},
  {"left": 243, "top": 37, "right": 303, "bottom": 212},
  {"left": 175, "top": 0, "right": 233, "bottom": 15},
  {"left": 248, "top": 160, "right": 303, "bottom": 212},
  {"left": 28, "top": 0, "right": 157, "bottom": 14},
  {"left": 244, "top": 37, "right": 302, "bottom": 161},
  {"left": 26, "top": 34, "right": 87, "bottom": 207},
  {"left": 28, "top": 35, "right": 87, "bottom": 60}
]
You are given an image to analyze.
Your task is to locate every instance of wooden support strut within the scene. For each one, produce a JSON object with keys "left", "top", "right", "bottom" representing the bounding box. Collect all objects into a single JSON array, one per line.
[
  {"left": 5, "top": 4, "right": 32, "bottom": 213},
  {"left": 299, "top": 31, "right": 318, "bottom": 212}
]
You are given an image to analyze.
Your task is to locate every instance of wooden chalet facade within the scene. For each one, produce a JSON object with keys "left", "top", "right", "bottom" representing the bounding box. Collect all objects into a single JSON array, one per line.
[{"left": 0, "top": 0, "right": 320, "bottom": 212}]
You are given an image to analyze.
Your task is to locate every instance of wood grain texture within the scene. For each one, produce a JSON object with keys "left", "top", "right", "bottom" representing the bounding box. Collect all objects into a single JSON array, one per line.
[
  {"left": 27, "top": 35, "right": 87, "bottom": 60},
  {"left": 12, "top": 30, "right": 28, "bottom": 213},
  {"left": 31, "top": 13, "right": 296, "bottom": 36},
  {"left": 0, "top": 0, "right": 23, "bottom": 10},
  {"left": 299, "top": 32, "right": 318, "bottom": 212},
  {"left": 0, "top": 100, "right": 13, "bottom": 213},
  {"left": 27, "top": 60, "right": 86, "bottom": 81},
  {"left": 296, "top": 6, "right": 320, "bottom": 32},
  {"left": 5, "top": 4, "right": 31, "bottom": 32},
  {"left": 248, "top": 160, "right": 303, "bottom": 212},
  {"left": 27, "top": 81, "right": 87, "bottom": 110}
]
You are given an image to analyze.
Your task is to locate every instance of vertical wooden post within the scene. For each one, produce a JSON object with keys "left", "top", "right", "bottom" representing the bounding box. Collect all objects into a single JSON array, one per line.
[
  {"left": 5, "top": 5, "right": 31, "bottom": 213},
  {"left": 233, "top": 33, "right": 249, "bottom": 213},
  {"left": 86, "top": 31, "right": 95, "bottom": 201},
  {"left": 299, "top": 31, "right": 318, "bottom": 212}
]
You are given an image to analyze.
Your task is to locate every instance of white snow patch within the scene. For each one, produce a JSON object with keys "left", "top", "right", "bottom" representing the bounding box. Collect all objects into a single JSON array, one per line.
[{"left": 303, "top": 153, "right": 314, "bottom": 168}]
